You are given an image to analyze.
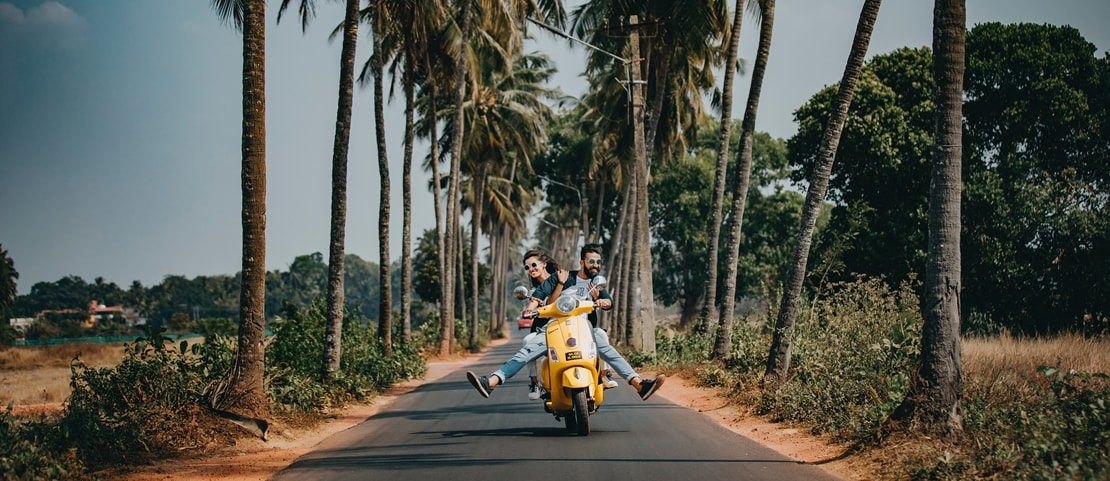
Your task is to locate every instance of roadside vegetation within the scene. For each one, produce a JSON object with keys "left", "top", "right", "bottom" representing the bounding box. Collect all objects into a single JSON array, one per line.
[
  {"left": 1, "top": 5, "right": 1106, "bottom": 481},
  {"left": 1, "top": 301, "right": 437, "bottom": 481},
  {"left": 642, "top": 277, "right": 1110, "bottom": 480}
]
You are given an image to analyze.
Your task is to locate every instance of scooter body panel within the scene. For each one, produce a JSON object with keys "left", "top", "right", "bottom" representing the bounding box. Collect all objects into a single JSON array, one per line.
[{"left": 541, "top": 313, "right": 603, "bottom": 414}]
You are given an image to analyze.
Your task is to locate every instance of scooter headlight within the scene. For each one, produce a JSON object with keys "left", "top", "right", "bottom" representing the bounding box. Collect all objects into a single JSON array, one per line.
[{"left": 555, "top": 296, "right": 579, "bottom": 314}]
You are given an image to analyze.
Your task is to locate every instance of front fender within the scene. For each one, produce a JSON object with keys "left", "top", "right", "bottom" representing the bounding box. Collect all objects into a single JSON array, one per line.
[{"left": 562, "top": 366, "right": 594, "bottom": 389}]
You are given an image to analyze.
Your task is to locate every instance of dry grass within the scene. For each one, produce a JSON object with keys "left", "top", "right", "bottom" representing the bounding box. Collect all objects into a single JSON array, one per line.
[
  {"left": 962, "top": 332, "right": 1110, "bottom": 406},
  {"left": 1, "top": 343, "right": 128, "bottom": 406}
]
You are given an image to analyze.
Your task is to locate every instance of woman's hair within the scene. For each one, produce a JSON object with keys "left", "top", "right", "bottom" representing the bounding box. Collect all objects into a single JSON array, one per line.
[{"left": 522, "top": 248, "right": 561, "bottom": 286}]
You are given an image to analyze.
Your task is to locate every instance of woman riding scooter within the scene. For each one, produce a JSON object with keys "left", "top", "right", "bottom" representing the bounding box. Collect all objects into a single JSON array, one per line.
[{"left": 466, "top": 244, "right": 664, "bottom": 401}]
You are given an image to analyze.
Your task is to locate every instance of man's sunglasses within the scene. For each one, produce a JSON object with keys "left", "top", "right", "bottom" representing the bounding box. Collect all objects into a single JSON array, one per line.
[{"left": 585, "top": 258, "right": 603, "bottom": 265}]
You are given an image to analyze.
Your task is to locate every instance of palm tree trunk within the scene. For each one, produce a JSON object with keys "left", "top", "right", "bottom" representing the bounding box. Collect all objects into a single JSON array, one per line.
[
  {"left": 323, "top": 0, "right": 360, "bottom": 380},
  {"left": 373, "top": 5, "right": 393, "bottom": 357},
  {"left": 591, "top": 181, "right": 606, "bottom": 245},
  {"left": 426, "top": 65, "right": 451, "bottom": 355},
  {"left": 444, "top": 0, "right": 472, "bottom": 354},
  {"left": 702, "top": 0, "right": 746, "bottom": 327},
  {"left": 765, "top": 0, "right": 880, "bottom": 384},
  {"left": 901, "top": 0, "right": 965, "bottom": 439},
  {"left": 456, "top": 221, "right": 467, "bottom": 336},
  {"left": 488, "top": 224, "right": 501, "bottom": 334},
  {"left": 610, "top": 183, "right": 633, "bottom": 344},
  {"left": 493, "top": 225, "right": 508, "bottom": 333},
  {"left": 215, "top": 0, "right": 268, "bottom": 419},
  {"left": 469, "top": 169, "right": 486, "bottom": 348},
  {"left": 714, "top": 0, "right": 774, "bottom": 361},
  {"left": 401, "top": 50, "right": 415, "bottom": 344}
]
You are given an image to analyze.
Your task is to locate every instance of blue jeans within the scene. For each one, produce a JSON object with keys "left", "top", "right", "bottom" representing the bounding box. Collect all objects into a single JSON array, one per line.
[{"left": 492, "top": 327, "right": 639, "bottom": 384}]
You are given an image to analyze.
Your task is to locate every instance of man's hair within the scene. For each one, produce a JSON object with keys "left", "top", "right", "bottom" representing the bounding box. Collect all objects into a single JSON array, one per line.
[{"left": 580, "top": 243, "right": 603, "bottom": 260}]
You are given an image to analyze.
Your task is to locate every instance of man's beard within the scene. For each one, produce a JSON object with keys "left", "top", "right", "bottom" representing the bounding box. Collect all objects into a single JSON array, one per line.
[{"left": 585, "top": 266, "right": 600, "bottom": 278}]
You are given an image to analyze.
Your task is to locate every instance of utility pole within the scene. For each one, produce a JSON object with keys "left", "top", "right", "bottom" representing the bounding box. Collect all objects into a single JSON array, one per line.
[
  {"left": 628, "top": 15, "right": 655, "bottom": 352},
  {"left": 527, "top": 15, "right": 655, "bottom": 352}
]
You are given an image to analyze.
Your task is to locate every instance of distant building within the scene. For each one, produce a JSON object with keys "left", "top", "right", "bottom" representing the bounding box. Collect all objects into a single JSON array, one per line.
[
  {"left": 9, "top": 317, "right": 34, "bottom": 332},
  {"left": 36, "top": 300, "right": 129, "bottom": 329}
]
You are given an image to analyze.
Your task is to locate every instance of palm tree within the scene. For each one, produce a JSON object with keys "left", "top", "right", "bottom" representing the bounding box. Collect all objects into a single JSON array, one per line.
[
  {"left": 0, "top": 244, "right": 18, "bottom": 322},
  {"left": 378, "top": 0, "right": 450, "bottom": 344},
  {"left": 764, "top": 0, "right": 881, "bottom": 384},
  {"left": 437, "top": 0, "right": 566, "bottom": 345},
  {"left": 442, "top": 0, "right": 473, "bottom": 359},
  {"left": 408, "top": 3, "right": 454, "bottom": 354},
  {"left": 899, "top": 0, "right": 965, "bottom": 439},
  {"left": 370, "top": 0, "right": 394, "bottom": 357},
  {"left": 701, "top": 0, "right": 747, "bottom": 326},
  {"left": 277, "top": 0, "right": 362, "bottom": 379},
  {"left": 713, "top": 0, "right": 773, "bottom": 360},
  {"left": 208, "top": 0, "right": 269, "bottom": 423},
  {"left": 571, "top": 2, "right": 726, "bottom": 351},
  {"left": 482, "top": 53, "right": 557, "bottom": 331}
]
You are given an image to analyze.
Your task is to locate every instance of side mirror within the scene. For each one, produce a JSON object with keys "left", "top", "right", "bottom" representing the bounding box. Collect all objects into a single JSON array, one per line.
[
  {"left": 591, "top": 275, "right": 607, "bottom": 290},
  {"left": 512, "top": 285, "right": 531, "bottom": 300}
]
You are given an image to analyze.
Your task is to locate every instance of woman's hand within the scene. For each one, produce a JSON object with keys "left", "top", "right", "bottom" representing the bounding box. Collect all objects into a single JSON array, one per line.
[{"left": 557, "top": 269, "right": 570, "bottom": 284}]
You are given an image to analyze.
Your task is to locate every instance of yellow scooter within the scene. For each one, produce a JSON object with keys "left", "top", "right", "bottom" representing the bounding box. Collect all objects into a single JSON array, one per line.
[{"left": 516, "top": 277, "right": 607, "bottom": 435}]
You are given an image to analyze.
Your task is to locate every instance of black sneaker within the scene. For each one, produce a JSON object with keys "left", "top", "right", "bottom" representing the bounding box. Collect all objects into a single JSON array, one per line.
[
  {"left": 638, "top": 374, "right": 665, "bottom": 401},
  {"left": 466, "top": 371, "right": 493, "bottom": 398}
]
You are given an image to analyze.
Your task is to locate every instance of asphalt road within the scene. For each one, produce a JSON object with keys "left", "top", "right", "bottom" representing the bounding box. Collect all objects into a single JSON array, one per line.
[{"left": 271, "top": 329, "right": 841, "bottom": 481}]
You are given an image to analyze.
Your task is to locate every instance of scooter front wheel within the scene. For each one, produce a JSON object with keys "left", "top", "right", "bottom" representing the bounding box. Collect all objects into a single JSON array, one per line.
[{"left": 571, "top": 389, "right": 590, "bottom": 436}]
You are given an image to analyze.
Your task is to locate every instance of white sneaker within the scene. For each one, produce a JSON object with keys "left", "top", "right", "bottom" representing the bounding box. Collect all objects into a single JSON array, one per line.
[
  {"left": 603, "top": 375, "right": 619, "bottom": 389},
  {"left": 527, "top": 383, "right": 542, "bottom": 401}
]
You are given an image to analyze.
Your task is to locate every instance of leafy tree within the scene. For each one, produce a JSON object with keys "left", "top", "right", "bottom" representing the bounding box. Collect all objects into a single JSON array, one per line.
[
  {"left": 197, "top": 317, "right": 238, "bottom": 339},
  {"left": 788, "top": 22, "right": 1109, "bottom": 335},
  {"left": 268, "top": 252, "right": 328, "bottom": 313},
  {"left": 12, "top": 275, "right": 128, "bottom": 319},
  {"left": 790, "top": 47, "right": 934, "bottom": 287},
  {"left": 963, "top": 22, "right": 1110, "bottom": 333},
  {"left": 650, "top": 120, "right": 791, "bottom": 328},
  {"left": 651, "top": 148, "right": 715, "bottom": 326},
  {"left": 412, "top": 228, "right": 490, "bottom": 310},
  {"left": 0, "top": 245, "right": 18, "bottom": 323},
  {"left": 413, "top": 229, "right": 443, "bottom": 305},
  {"left": 342, "top": 254, "right": 381, "bottom": 318},
  {"left": 169, "top": 312, "right": 192, "bottom": 333}
]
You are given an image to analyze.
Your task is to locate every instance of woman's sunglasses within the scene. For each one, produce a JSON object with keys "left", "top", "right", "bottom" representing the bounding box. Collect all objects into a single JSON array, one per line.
[{"left": 523, "top": 261, "right": 542, "bottom": 271}]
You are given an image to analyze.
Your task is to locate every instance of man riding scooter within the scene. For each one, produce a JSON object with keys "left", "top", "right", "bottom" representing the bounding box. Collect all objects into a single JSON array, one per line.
[{"left": 466, "top": 244, "right": 664, "bottom": 401}]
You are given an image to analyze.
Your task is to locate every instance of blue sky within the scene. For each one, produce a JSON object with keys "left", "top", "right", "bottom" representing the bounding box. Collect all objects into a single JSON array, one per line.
[{"left": 1, "top": 0, "right": 1107, "bottom": 294}]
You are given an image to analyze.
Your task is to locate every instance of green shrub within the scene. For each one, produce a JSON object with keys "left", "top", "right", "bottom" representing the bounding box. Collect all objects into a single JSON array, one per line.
[
  {"left": 411, "top": 313, "right": 474, "bottom": 356},
  {"left": 0, "top": 410, "right": 87, "bottom": 481},
  {"left": 2, "top": 299, "right": 429, "bottom": 477},
  {"left": 196, "top": 317, "right": 238, "bottom": 339},
  {"left": 653, "top": 327, "right": 714, "bottom": 366},
  {"left": 758, "top": 277, "right": 922, "bottom": 441},
  {"left": 938, "top": 366, "right": 1110, "bottom": 480},
  {"left": 61, "top": 336, "right": 219, "bottom": 468},
  {"left": 266, "top": 299, "right": 427, "bottom": 411}
]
